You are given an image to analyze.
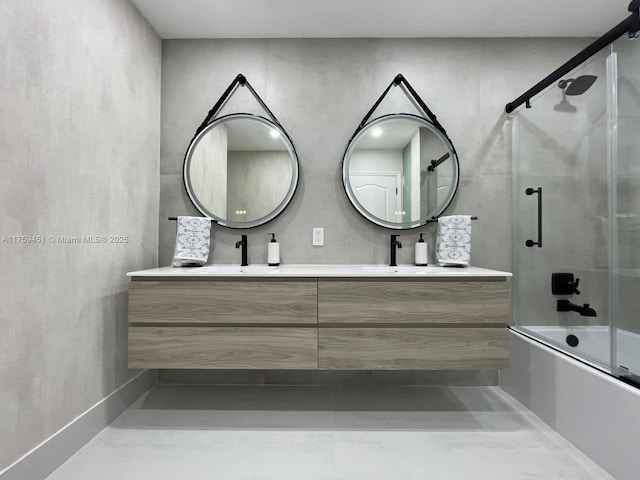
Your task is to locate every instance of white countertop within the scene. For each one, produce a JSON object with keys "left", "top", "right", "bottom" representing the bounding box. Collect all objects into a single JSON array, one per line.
[{"left": 127, "top": 264, "right": 512, "bottom": 278}]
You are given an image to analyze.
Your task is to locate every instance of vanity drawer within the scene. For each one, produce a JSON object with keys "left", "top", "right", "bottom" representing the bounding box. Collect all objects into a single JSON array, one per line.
[
  {"left": 318, "top": 327, "right": 508, "bottom": 370},
  {"left": 129, "top": 279, "right": 317, "bottom": 325},
  {"left": 129, "top": 326, "right": 318, "bottom": 369},
  {"left": 318, "top": 279, "right": 509, "bottom": 325}
]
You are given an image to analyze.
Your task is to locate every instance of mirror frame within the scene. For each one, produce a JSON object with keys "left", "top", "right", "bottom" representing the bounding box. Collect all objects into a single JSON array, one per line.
[
  {"left": 342, "top": 113, "right": 460, "bottom": 229},
  {"left": 183, "top": 113, "right": 300, "bottom": 229}
]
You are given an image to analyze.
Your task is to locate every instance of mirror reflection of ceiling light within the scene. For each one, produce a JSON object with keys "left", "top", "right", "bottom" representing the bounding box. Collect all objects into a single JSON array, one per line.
[
  {"left": 235, "top": 209, "right": 247, "bottom": 215},
  {"left": 270, "top": 129, "right": 280, "bottom": 138},
  {"left": 371, "top": 127, "right": 383, "bottom": 137}
]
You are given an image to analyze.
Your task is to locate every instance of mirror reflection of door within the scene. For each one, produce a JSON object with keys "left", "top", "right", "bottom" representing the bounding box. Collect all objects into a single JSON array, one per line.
[
  {"left": 343, "top": 114, "right": 459, "bottom": 229},
  {"left": 349, "top": 173, "right": 401, "bottom": 222}
]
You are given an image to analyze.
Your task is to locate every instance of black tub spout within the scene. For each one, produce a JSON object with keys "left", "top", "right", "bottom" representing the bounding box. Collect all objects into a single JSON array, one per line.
[{"left": 557, "top": 299, "right": 597, "bottom": 317}]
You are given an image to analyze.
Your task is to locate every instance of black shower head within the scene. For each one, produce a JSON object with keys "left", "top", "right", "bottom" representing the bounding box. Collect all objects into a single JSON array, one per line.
[
  {"left": 554, "top": 75, "right": 597, "bottom": 112},
  {"left": 558, "top": 75, "right": 598, "bottom": 96}
]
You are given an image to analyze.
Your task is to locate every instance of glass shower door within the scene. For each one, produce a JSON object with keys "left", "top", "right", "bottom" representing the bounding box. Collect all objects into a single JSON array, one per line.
[
  {"left": 512, "top": 50, "right": 612, "bottom": 368},
  {"left": 611, "top": 37, "right": 640, "bottom": 381}
]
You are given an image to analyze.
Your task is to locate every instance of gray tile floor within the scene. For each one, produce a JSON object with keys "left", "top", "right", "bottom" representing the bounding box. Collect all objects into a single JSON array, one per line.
[{"left": 46, "top": 385, "right": 614, "bottom": 479}]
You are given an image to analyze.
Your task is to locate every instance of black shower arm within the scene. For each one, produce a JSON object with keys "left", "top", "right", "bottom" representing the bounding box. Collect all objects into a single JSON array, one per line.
[{"left": 505, "top": 3, "right": 640, "bottom": 114}]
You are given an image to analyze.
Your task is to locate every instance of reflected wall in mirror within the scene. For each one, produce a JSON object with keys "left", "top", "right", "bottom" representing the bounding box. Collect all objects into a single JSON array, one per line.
[
  {"left": 184, "top": 114, "right": 299, "bottom": 228},
  {"left": 343, "top": 114, "right": 459, "bottom": 229}
]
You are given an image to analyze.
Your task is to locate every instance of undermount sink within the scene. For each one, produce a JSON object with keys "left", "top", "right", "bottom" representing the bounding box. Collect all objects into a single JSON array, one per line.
[
  {"left": 360, "top": 265, "right": 434, "bottom": 274},
  {"left": 189, "top": 265, "right": 278, "bottom": 274},
  {"left": 360, "top": 266, "right": 397, "bottom": 273},
  {"left": 276, "top": 265, "right": 360, "bottom": 274},
  {"left": 240, "top": 265, "right": 279, "bottom": 273}
]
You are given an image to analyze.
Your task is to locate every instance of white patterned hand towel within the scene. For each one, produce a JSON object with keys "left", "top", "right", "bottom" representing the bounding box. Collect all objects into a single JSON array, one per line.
[
  {"left": 171, "top": 216, "right": 212, "bottom": 267},
  {"left": 436, "top": 215, "right": 472, "bottom": 267}
]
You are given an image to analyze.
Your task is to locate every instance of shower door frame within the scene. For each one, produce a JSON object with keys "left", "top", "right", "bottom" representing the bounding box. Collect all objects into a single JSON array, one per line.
[{"left": 510, "top": 45, "right": 640, "bottom": 386}]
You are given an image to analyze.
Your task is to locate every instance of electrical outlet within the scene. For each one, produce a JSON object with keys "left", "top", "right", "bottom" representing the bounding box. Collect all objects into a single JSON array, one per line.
[{"left": 312, "top": 227, "right": 324, "bottom": 246}]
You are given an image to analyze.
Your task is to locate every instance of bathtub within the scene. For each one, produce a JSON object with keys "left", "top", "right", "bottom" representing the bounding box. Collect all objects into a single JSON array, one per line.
[
  {"left": 518, "top": 325, "right": 640, "bottom": 377},
  {"left": 500, "top": 328, "right": 640, "bottom": 480}
]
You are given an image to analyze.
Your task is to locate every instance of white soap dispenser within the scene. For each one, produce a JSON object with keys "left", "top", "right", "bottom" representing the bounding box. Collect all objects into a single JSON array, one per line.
[
  {"left": 415, "top": 233, "right": 428, "bottom": 266},
  {"left": 267, "top": 233, "right": 280, "bottom": 266}
]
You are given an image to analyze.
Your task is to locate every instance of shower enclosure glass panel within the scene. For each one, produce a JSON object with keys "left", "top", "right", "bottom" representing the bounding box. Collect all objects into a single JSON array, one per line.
[
  {"left": 611, "top": 37, "right": 640, "bottom": 381},
  {"left": 512, "top": 50, "right": 611, "bottom": 369}
]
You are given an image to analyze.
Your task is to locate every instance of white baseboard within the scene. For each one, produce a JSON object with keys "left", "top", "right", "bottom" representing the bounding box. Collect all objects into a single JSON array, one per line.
[
  {"left": 0, "top": 369, "right": 156, "bottom": 480},
  {"left": 500, "top": 329, "right": 640, "bottom": 480}
]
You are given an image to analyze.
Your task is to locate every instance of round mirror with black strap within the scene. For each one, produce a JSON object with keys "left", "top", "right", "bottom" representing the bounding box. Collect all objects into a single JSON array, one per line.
[
  {"left": 183, "top": 74, "right": 299, "bottom": 228},
  {"left": 342, "top": 74, "right": 460, "bottom": 229}
]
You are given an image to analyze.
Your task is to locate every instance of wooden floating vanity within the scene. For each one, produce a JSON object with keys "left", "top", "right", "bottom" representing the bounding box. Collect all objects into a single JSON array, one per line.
[{"left": 127, "top": 265, "right": 511, "bottom": 370}]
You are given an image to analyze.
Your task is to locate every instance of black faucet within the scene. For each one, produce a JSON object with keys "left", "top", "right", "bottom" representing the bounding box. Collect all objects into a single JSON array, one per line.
[
  {"left": 390, "top": 235, "right": 402, "bottom": 267},
  {"left": 557, "top": 299, "right": 597, "bottom": 317},
  {"left": 235, "top": 235, "right": 248, "bottom": 266}
]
